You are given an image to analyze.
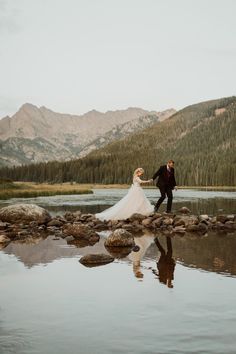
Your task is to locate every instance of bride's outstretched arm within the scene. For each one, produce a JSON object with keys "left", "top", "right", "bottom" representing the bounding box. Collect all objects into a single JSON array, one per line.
[{"left": 137, "top": 177, "right": 153, "bottom": 184}]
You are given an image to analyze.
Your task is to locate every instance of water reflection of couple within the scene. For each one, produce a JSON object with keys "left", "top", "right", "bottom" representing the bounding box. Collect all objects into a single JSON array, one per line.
[
  {"left": 129, "top": 233, "right": 176, "bottom": 287},
  {"left": 154, "top": 236, "right": 175, "bottom": 288}
]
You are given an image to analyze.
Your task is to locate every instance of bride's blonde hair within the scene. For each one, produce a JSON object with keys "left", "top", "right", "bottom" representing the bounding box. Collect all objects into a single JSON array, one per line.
[{"left": 133, "top": 167, "right": 144, "bottom": 177}]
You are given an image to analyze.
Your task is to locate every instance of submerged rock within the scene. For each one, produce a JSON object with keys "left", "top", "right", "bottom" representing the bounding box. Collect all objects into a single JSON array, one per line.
[
  {"left": 0, "top": 204, "right": 51, "bottom": 224},
  {"left": 79, "top": 254, "right": 114, "bottom": 267}
]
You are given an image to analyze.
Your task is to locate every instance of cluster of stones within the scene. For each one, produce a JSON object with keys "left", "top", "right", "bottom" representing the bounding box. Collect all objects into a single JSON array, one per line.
[{"left": 0, "top": 204, "right": 236, "bottom": 261}]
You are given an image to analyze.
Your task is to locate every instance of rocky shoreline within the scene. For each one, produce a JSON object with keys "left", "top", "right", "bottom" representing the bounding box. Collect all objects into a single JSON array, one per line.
[{"left": 0, "top": 204, "right": 236, "bottom": 253}]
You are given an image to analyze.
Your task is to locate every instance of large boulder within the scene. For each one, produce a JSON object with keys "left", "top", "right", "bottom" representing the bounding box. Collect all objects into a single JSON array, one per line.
[
  {"left": 104, "top": 229, "right": 134, "bottom": 247},
  {"left": 79, "top": 254, "right": 114, "bottom": 267},
  {"left": 0, "top": 204, "right": 51, "bottom": 224}
]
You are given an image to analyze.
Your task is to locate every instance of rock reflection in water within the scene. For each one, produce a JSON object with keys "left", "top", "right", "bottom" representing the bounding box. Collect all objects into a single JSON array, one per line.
[{"left": 2, "top": 230, "right": 236, "bottom": 278}]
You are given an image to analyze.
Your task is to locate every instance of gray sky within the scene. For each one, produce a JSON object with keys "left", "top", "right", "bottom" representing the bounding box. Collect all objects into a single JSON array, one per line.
[{"left": 0, "top": 0, "right": 236, "bottom": 117}]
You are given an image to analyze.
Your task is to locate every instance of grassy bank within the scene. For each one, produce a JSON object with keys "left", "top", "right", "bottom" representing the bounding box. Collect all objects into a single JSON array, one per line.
[
  {"left": 0, "top": 181, "right": 93, "bottom": 200},
  {"left": 1, "top": 181, "right": 235, "bottom": 201}
]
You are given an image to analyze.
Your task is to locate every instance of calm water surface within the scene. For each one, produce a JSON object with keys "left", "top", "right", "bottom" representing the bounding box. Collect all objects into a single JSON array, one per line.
[
  {"left": 0, "top": 188, "right": 236, "bottom": 215},
  {"left": 0, "top": 189, "right": 236, "bottom": 354}
]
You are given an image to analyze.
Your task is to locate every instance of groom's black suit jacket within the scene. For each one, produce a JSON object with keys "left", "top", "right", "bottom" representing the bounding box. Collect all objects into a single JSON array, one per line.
[{"left": 152, "top": 165, "right": 177, "bottom": 189}]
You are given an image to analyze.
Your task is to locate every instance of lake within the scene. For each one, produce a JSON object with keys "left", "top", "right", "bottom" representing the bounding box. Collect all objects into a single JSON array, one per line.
[
  {"left": 0, "top": 188, "right": 236, "bottom": 216},
  {"left": 0, "top": 188, "right": 236, "bottom": 354}
]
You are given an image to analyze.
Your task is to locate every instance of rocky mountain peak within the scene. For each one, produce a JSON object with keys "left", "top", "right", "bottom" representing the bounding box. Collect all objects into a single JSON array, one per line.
[{"left": 0, "top": 103, "right": 175, "bottom": 166}]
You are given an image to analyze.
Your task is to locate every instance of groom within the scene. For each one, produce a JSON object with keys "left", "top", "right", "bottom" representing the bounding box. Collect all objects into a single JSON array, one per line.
[{"left": 152, "top": 160, "right": 177, "bottom": 213}]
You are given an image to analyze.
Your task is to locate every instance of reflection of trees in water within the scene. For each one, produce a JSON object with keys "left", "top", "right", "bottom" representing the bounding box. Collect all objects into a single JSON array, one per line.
[
  {"left": 161, "top": 232, "right": 236, "bottom": 276},
  {"left": 141, "top": 231, "right": 236, "bottom": 277}
]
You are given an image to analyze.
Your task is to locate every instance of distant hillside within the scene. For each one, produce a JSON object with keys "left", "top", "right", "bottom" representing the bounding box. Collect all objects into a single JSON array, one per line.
[
  {"left": 0, "top": 103, "right": 174, "bottom": 166},
  {"left": 0, "top": 96, "right": 235, "bottom": 186}
]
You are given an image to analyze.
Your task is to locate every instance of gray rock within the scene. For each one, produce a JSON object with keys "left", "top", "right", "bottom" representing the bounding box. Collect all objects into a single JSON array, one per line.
[
  {"left": 0, "top": 234, "right": 11, "bottom": 249},
  {"left": 122, "top": 224, "right": 137, "bottom": 231},
  {"left": 216, "top": 215, "right": 228, "bottom": 223},
  {"left": 47, "top": 219, "right": 63, "bottom": 227},
  {"left": 226, "top": 215, "right": 235, "bottom": 221},
  {"left": 210, "top": 216, "right": 217, "bottom": 223},
  {"left": 224, "top": 221, "right": 236, "bottom": 230},
  {"left": 79, "top": 254, "right": 114, "bottom": 267},
  {"left": 198, "top": 223, "right": 208, "bottom": 232},
  {"left": 152, "top": 217, "right": 163, "bottom": 228},
  {"left": 152, "top": 213, "right": 163, "bottom": 219},
  {"left": 0, "top": 221, "right": 10, "bottom": 230},
  {"left": 65, "top": 235, "right": 75, "bottom": 242},
  {"left": 173, "top": 226, "right": 186, "bottom": 233},
  {"left": 0, "top": 204, "right": 51, "bottom": 224},
  {"left": 199, "top": 214, "right": 209, "bottom": 221},
  {"left": 186, "top": 224, "right": 201, "bottom": 232},
  {"left": 199, "top": 219, "right": 209, "bottom": 226},
  {"left": 213, "top": 221, "right": 225, "bottom": 230},
  {"left": 174, "top": 215, "right": 198, "bottom": 227},
  {"left": 63, "top": 224, "right": 100, "bottom": 243},
  {"left": 104, "top": 229, "right": 134, "bottom": 247},
  {"left": 141, "top": 218, "right": 153, "bottom": 227},
  {"left": 129, "top": 213, "right": 146, "bottom": 222},
  {"left": 72, "top": 211, "right": 82, "bottom": 218},
  {"left": 163, "top": 218, "right": 173, "bottom": 226},
  {"left": 178, "top": 207, "right": 191, "bottom": 214}
]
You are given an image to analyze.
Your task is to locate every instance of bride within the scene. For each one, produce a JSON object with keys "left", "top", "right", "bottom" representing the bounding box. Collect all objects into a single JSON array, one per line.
[{"left": 95, "top": 168, "right": 154, "bottom": 221}]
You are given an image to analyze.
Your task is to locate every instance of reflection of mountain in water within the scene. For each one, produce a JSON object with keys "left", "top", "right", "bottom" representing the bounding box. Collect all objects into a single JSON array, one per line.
[
  {"left": 3, "top": 236, "right": 109, "bottom": 268},
  {"left": 2, "top": 231, "right": 236, "bottom": 276}
]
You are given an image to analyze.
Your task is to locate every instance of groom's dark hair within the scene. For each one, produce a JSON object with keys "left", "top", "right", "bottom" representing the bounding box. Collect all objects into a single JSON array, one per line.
[{"left": 168, "top": 159, "right": 175, "bottom": 164}]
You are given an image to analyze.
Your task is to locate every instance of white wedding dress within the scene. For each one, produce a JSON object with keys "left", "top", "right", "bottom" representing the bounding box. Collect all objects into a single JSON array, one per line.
[{"left": 95, "top": 176, "right": 154, "bottom": 221}]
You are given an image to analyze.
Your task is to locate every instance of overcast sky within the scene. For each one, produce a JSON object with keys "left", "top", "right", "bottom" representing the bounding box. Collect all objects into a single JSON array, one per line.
[{"left": 0, "top": 0, "right": 236, "bottom": 117}]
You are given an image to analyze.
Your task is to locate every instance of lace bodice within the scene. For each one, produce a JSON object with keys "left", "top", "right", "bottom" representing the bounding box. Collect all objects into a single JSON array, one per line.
[
  {"left": 133, "top": 175, "right": 152, "bottom": 187},
  {"left": 133, "top": 176, "right": 142, "bottom": 186}
]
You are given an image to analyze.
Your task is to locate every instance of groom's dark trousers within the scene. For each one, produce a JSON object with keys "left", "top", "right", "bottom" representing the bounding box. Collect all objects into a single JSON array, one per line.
[
  {"left": 152, "top": 165, "right": 176, "bottom": 213},
  {"left": 155, "top": 186, "right": 173, "bottom": 213}
]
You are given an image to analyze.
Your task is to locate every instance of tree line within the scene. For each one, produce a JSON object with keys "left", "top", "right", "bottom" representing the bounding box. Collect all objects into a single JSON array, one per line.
[{"left": 0, "top": 96, "right": 235, "bottom": 186}]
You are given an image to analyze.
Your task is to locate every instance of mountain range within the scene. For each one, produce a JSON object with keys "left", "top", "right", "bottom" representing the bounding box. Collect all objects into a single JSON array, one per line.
[
  {"left": 0, "top": 104, "right": 175, "bottom": 166},
  {"left": 1, "top": 96, "right": 235, "bottom": 186}
]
